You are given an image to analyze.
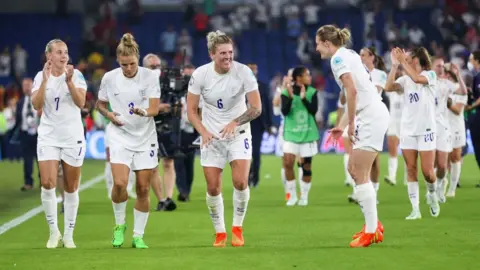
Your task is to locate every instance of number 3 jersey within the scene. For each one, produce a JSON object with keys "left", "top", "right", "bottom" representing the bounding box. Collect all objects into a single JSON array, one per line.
[
  {"left": 98, "top": 67, "right": 160, "bottom": 151},
  {"left": 395, "top": 71, "right": 437, "bottom": 137},
  {"left": 32, "top": 69, "right": 87, "bottom": 147},
  {"left": 188, "top": 61, "right": 259, "bottom": 138}
]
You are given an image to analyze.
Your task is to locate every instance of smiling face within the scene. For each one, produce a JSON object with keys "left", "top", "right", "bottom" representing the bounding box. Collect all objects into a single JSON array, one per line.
[
  {"left": 315, "top": 35, "right": 331, "bottom": 59},
  {"left": 210, "top": 43, "right": 233, "bottom": 73},
  {"left": 433, "top": 58, "right": 445, "bottom": 77},
  {"left": 117, "top": 54, "right": 139, "bottom": 78},
  {"left": 47, "top": 42, "right": 69, "bottom": 72},
  {"left": 360, "top": 48, "right": 375, "bottom": 67}
]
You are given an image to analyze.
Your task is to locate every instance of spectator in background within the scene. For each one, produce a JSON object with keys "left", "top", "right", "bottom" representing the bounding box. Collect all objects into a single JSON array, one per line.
[
  {"left": 254, "top": 1, "right": 268, "bottom": 29},
  {"left": 194, "top": 9, "right": 209, "bottom": 37},
  {"left": 0, "top": 47, "right": 11, "bottom": 78},
  {"left": 248, "top": 63, "right": 273, "bottom": 188},
  {"left": 408, "top": 25, "right": 425, "bottom": 46},
  {"left": 175, "top": 64, "right": 197, "bottom": 202},
  {"left": 177, "top": 29, "right": 193, "bottom": 59},
  {"left": 297, "top": 31, "right": 314, "bottom": 64},
  {"left": 14, "top": 78, "right": 39, "bottom": 191},
  {"left": 303, "top": 0, "right": 320, "bottom": 30},
  {"left": 13, "top": 44, "right": 28, "bottom": 80},
  {"left": 160, "top": 25, "right": 177, "bottom": 63}
]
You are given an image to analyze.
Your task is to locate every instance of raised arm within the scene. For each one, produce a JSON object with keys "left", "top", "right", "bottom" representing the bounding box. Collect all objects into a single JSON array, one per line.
[
  {"left": 31, "top": 61, "right": 51, "bottom": 110},
  {"left": 384, "top": 53, "right": 403, "bottom": 93},
  {"left": 66, "top": 67, "right": 87, "bottom": 109}
]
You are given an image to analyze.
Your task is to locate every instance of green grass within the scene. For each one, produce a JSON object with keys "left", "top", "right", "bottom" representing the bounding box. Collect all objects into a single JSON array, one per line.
[{"left": 0, "top": 154, "right": 479, "bottom": 270}]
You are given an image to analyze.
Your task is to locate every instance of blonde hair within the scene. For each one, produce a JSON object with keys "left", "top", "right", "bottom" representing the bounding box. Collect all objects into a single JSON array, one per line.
[
  {"left": 206, "top": 30, "right": 233, "bottom": 53},
  {"left": 116, "top": 33, "right": 140, "bottom": 58},
  {"left": 45, "top": 39, "right": 65, "bottom": 54},
  {"left": 316, "top": 25, "right": 351, "bottom": 47}
]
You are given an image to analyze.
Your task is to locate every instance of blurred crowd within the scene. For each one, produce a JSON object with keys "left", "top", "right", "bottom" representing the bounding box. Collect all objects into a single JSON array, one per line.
[{"left": 1, "top": 0, "right": 480, "bottom": 160}]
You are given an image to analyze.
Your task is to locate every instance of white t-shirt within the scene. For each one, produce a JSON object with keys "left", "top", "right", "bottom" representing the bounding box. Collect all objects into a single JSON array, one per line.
[
  {"left": 188, "top": 61, "right": 259, "bottom": 138},
  {"left": 32, "top": 69, "right": 87, "bottom": 147},
  {"left": 331, "top": 47, "right": 381, "bottom": 112},
  {"left": 395, "top": 71, "right": 437, "bottom": 136},
  {"left": 448, "top": 92, "right": 467, "bottom": 133},
  {"left": 370, "top": 68, "right": 387, "bottom": 93},
  {"left": 387, "top": 91, "right": 404, "bottom": 121},
  {"left": 98, "top": 67, "right": 160, "bottom": 151},
  {"left": 435, "top": 78, "right": 457, "bottom": 130}
]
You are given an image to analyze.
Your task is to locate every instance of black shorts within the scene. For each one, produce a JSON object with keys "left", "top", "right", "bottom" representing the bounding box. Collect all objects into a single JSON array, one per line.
[{"left": 157, "top": 132, "right": 176, "bottom": 159}]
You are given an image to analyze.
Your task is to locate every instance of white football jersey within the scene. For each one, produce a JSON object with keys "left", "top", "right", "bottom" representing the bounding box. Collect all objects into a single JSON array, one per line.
[
  {"left": 188, "top": 61, "right": 259, "bottom": 138},
  {"left": 448, "top": 92, "right": 467, "bottom": 133},
  {"left": 331, "top": 47, "right": 381, "bottom": 112},
  {"left": 435, "top": 78, "right": 457, "bottom": 130},
  {"left": 32, "top": 69, "right": 87, "bottom": 147},
  {"left": 370, "top": 68, "right": 387, "bottom": 93},
  {"left": 387, "top": 91, "right": 404, "bottom": 121},
  {"left": 396, "top": 71, "right": 437, "bottom": 136},
  {"left": 98, "top": 67, "right": 160, "bottom": 151}
]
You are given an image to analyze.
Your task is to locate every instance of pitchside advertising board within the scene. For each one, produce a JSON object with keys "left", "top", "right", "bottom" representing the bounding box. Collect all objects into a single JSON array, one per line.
[{"left": 81, "top": 129, "right": 476, "bottom": 159}]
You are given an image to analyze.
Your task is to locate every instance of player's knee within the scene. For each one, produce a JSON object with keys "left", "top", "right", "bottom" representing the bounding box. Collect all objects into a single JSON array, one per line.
[
  {"left": 207, "top": 186, "right": 221, "bottom": 196},
  {"left": 135, "top": 184, "right": 150, "bottom": 199},
  {"left": 302, "top": 157, "right": 312, "bottom": 177},
  {"left": 113, "top": 179, "right": 128, "bottom": 192},
  {"left": 283, "top": 157, "right": 295, "bottom": 169},
  {"left": 162, "top": 158, "right": 174, "bottom": 170}
]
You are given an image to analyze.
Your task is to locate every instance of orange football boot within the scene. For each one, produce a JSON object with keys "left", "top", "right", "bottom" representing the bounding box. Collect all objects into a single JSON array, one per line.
[
  {"left": 213, "top": 232, "right": 227, "bottom": 247},
  {"left": 350, "top": 228, "right": 383, "bottom": 248},
  {"left": 285, "top": 192, "right": 291, "bottom": 201},
  {"left": 231, "top": 226, "right": 244, "bottom": 247},
  {"left": 352, "top": 220, "right": 384, "bottom": 239}
]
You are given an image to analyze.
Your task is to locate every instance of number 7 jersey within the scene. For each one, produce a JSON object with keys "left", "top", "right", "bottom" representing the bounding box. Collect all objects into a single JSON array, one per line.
[{"left": 32, "top": 69, "right": 87, "bottom": 147}]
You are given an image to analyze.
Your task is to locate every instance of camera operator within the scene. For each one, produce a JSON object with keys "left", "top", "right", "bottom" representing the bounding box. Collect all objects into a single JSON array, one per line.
[
  {"left": 174, "top": 64, "right": 197, "bottom": 202},
  {"left": 142, "top": 53, "right": 176, "bottom": 211}
]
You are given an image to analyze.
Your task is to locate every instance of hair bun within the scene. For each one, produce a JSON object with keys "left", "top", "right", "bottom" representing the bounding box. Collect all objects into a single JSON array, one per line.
[{"left": 121, "top": 33, "right": 135, "bottom": 46}]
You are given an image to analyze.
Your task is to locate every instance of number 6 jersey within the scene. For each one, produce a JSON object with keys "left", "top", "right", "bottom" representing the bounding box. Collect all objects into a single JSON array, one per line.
[
  {"left": 98, "top": 67, "right": 160, "bottom": 151},
  {"left": 395, "top": 71, "right": 437, "bottom": 137},
  {"left": 187, "top": 61, "right": 259, "bottom": 138},
  {"left": 32, "top": 69, "right": 87, "bottom": 147}
]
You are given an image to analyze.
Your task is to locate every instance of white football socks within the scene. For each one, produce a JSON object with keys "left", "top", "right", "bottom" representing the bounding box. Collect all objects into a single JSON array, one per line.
[
  {"left": 372, "top": 182, "right": 379, "bottom": 193},
  {"left": 449, "top": 161, "right": 461, "bottom": 193},
  {"left": 41, "top": 187, "right": 58, "bottom": 234},
  {"left": 206, "top": 193, "right": 225, "bottom": 233},
  {"left": 63, "top": 190, "right": 79, "bottom": 240},
  {"left": 133, "top": 208, "right": 149, "bottom": 238},
  {"left": 232, "top": 188, "right": 250, "bottom": 227},
  {"left": 388, "top": 156, "right": 398, "bottom": 179},
  {"left": 355, "top": 183, "right": 378, "bottom": 233},
  {"left": 286, "top": 180, "right": 297, "bottom": 198},
  {"left": 112, "top": 201, "right": 127, "bottom": 225},
  {"left": 300, "top": 180, "right": 311, "bottom": 200},
  {"left": 407, "top": 181, "right": 419, "bottom": 211}
]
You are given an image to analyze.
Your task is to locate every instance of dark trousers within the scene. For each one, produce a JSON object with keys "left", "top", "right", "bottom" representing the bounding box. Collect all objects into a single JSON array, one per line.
[
  {"left": 20, "top": 131, "right": 38, "bottom": 186},
  {"left": 174, "top": 131, "right": 196, "bottom": 196},
  {"left": 468, "top": 114, "right": 480, "bottom": 168},
  {"left": 249, "top": 127, "right": 264, "bottom": 186}
]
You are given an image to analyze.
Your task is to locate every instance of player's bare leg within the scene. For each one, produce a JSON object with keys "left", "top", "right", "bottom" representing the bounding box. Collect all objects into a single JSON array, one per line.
[
  {"left": 403, "top": 149, "right": 421, "bottom": 220},
  {"left": 104, "top": 147, "right": 114, "bottom": 199},
  {"left": 40, "top": 160, "right": 61, "bottom": 248},
  {"left": 298, "top": 157, "right": 313, "bottom": 206},
  {"left": 385, "top": 135, "right": 399, "bottom": 185},
  {"left": 370, "top": 156, "right": 380, "bottom": 203},
  {"left": 61, "top": 161, "right": 82, "bottom": 248},
  {"left": 131, "top": 169, "right": 153, "bottom": 249},
  {"left": 296, "top": 156, "right": 304, "bottom": 185},
  {"left": 111, "top": 163, "right": 129, "bottom": 248},
  {"left": 230, "top": 159, "right": 251, "bottom": 247},
  {"left": 204, "top": 166, "right": 226, "bottom": 247},
  {"left": 435, "top": 150, "right": 449, "bottom": 203},
  {"left": 348, "top": 149, "right": 383, "bottom": 247},
  {"left": 343, "top": 139, "right": 354, "bottom": 187},
  {"left": 447, "top": 148, "right": 462, "bottom": 197},
  {"left": 151, "top": 167, "right": 164, "bottom": 210},
  {"left": 283, "top": 153, "right": 297, "bottom": 206},
  {"left": 57, "top": 164, "right": 65, "bottom": 213},
  {"left": 420, "top": 150, "right": 439, "bottom": 217},
  {"left": 161, "top": 158, "right": 177, "bottom": 211}
]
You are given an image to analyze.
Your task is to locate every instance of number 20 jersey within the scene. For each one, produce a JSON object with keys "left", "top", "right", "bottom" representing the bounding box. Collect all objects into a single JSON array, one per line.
[
  {"left": 395, "top": 71, "right": 437, "bottom": 137},
  {"left": 32, "top": 69, "right": 87, "bottom": 147}
]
